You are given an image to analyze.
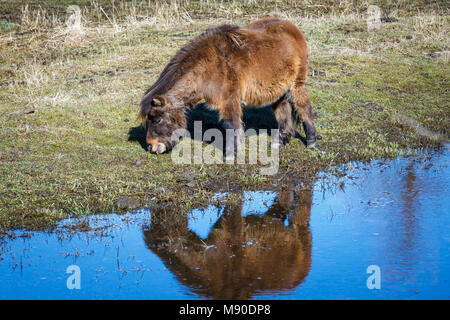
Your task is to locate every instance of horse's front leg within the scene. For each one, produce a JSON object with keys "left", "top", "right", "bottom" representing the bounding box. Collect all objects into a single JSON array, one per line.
[
  {"left": 219, "top": 101, "right": 243, "bottom": 163},
  {"left": 221, "top": 119, "right": 242, "bottom": 162}
]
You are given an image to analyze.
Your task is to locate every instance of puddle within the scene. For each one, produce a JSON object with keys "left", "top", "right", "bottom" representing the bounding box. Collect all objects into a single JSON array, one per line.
[{"left": 1, "top": 145, "right": 449, "bottom": 299}]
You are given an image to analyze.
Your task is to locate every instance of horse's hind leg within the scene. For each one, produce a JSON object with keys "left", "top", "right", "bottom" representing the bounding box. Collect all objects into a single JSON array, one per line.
[
  {"left": 271, "top": 98, "right": 296, "bottom": 147},
  {"left": 290, "top": 81, "right": 318, "bottom": 148},
  {"left": 219, "top": 99, "right": 243, "bottom": 162}
]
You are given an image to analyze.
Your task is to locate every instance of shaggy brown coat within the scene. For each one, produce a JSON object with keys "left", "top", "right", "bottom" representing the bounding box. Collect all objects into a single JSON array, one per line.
[{"left": 140, "top": 18, "right": 318, "bottom": 154}]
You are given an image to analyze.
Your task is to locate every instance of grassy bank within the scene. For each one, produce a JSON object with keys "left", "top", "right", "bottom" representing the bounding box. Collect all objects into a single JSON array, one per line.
[{"left": 0, "top": 0, "right": 448, "bottom": 230}]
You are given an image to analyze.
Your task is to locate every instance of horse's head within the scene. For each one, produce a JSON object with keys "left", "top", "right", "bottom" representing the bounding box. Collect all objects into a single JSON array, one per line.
[{"left": 142, "top": 95, "right": 186, "bottom": 154}]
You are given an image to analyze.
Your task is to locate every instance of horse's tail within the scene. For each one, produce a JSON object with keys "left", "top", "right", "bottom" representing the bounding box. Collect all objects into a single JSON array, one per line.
[
  {"left": 290, "top": 102, "right": 302, "bottom": 129},
  {"left": 289, "top": 57, "right": 310, "bottom": 133},
  {"left": 285, "top": 92, "right": 302, "bottom": 131}
]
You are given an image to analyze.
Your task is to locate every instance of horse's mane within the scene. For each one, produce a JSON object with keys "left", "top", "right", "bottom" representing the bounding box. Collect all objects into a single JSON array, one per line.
[{"left": 139, "top": 24, "right": 242, "bottom": 118}]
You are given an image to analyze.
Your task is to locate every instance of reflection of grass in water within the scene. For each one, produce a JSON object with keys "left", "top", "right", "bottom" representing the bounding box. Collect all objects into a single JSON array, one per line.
[{"left": 0, "top": 0, "right": 448, "bottom": 230}]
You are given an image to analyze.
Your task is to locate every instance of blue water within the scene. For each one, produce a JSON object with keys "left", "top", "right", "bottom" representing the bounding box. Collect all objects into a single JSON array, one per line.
[{"left": 0, "top": 145, "right": 449, "bottom": 299}]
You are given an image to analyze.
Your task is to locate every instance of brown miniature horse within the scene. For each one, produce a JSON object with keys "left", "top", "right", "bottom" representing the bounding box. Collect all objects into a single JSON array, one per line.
[{"left": 139, "top": 18, "right": 318, "bottom": 156}]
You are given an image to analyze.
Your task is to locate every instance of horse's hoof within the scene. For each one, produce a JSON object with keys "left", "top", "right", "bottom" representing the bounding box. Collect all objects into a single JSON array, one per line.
[{"left": 307, "top": 140, "right": 318, "bottom": 149}]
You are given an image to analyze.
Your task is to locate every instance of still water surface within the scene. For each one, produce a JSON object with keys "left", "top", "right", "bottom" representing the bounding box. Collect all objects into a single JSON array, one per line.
[{"left": 1, "top": 146, "right": 449, "bottom": 299}]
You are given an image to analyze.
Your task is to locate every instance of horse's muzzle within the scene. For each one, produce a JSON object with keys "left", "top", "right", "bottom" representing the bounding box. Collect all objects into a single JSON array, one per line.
[{"left": 149, "top": 142, "right": 167, "bottom": 154}]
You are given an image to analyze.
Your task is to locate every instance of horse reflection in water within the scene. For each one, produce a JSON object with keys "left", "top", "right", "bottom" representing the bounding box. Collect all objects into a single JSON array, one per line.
[{"left": 143, "top": 186, "right": 312, "bottom": 299}]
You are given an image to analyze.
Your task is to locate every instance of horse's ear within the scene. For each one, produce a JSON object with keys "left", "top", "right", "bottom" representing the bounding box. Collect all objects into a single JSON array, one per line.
[{"left": 151, "top": 96, "right": 166, "bottom": 107}]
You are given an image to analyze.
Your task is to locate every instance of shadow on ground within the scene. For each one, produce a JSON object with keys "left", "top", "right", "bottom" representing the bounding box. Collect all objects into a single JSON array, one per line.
[{"left": 128, "top": 103, "right": 306, "bottom": 151}]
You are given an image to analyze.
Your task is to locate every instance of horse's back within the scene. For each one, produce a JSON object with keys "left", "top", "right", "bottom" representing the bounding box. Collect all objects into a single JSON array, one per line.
[
  {"left": 241, "top": 18, "right": 307, "bottom": 50},
  {"left": 236, "top": 18, "right": 308, "bottom": 106}
]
